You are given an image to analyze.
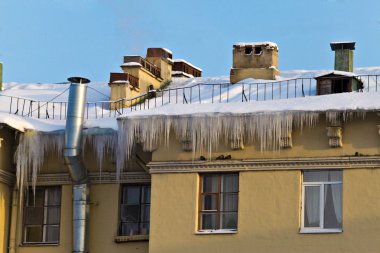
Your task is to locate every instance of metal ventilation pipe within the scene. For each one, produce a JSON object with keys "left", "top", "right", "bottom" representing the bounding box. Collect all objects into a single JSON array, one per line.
[{"left": 64, "top": 77, "right": 90, "bottom": 253}]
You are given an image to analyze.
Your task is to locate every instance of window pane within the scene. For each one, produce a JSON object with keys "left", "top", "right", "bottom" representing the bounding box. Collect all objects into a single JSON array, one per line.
[
  {"left": 304, "top": 170, "right": 342, "bottom": 182},
  {"left": 143, "top": 187, "right": 151, "bottom": 204},
  {"left": 203, "top": 194, "right": 218, "bottom": 211},
  {"left": 221, "top": 193, "right": 238, "bottom": 212},
  {"left": 121, "top": 204, "right": 140, "bottom": 222},
  {"left": 222, "top": 174, "right": 238, "bottom": 192},
  {"left": 140, "top": 222, "right": 150, "bottom": 235},
  {"left": 201, "top": 213, "right": 218, "bottom": 230},
  {"left": 304, "top": 186, "right": 320, "bottom": 227},
  {"left": 25, "top": 226, "right": 42, "bottom": 242},
  {"left": 202, "top": 175, "right": 218, "bottom": 193},
  {"left": 27, "top": 189, "right": 44, "bottom": 207},
  {"left": 221, "top": 212, "right": 237, "bottom": 230},
  {"left": 120, "top": 223, "right": 139, "bottom": 236},
  {"left": 141, "top": 205, "right": 150, "bottom": 222},
  {"left": 47, "top": 188, "right": 61, "bottom": 206},
  {"left": 123, "top": 187, "right": 141, "bottom": 205},
  {"left": 46, "top": 207, "right": 61, "bottom": 224},
  {"left": 324, "top": 184, "right": 342, "bottom": 229},
  {"left": 25, "top": 207, "right": 44, "bottom": 225},
  {"left": 45, "top": 225, "right": 59, "bottom": 242}
]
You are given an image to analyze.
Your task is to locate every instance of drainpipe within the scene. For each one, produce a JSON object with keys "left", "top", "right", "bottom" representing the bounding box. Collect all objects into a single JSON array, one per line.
[{"left": 64, "top": 77, "right": 90, "bottom": 253}]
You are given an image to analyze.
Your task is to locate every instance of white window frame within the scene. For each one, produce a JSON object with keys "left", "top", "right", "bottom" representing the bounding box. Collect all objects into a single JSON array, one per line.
[{"left": 301, "top": 174, "right": 343, "bottom": 234}]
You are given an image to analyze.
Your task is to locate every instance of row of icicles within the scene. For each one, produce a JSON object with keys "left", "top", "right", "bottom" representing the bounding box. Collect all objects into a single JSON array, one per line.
[{"left": 15, "top": 110, "right": 366, "bottom": 192}]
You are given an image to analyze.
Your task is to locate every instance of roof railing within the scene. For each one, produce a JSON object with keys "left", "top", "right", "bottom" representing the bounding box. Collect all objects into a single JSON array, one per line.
[{"left": 1, "top": 75, "right": 378, "bottom": 120}]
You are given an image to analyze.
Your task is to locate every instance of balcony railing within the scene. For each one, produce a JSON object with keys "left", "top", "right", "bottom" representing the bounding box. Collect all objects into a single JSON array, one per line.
[{"left": 123, "top": 56, "right": 161, "bottom": 78}]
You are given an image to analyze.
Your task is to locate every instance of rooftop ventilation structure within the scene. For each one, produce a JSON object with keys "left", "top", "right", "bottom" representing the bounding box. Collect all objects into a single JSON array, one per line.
[{"left": 330, "top": 41, "right": 355, "bottom": 72}]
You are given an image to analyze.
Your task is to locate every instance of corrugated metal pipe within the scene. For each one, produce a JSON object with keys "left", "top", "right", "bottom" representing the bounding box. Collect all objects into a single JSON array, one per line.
[{"left": 64, "top": 77, "right": 91, "bottom": 253}]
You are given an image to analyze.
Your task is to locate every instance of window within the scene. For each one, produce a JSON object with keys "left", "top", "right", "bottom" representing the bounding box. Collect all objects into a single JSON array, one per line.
[
  {"left": 23, "top": 186, "right": 61, "bottom": 244},
  {"left": 244, "top": 46, "right": 253, "bottom": 55},
  {"left": 119, "top": 185, "right": 150, "bottom": 236},
  {"left": 301, "top": 170, "right": 342, "bottom": 233},
  {"left": 254, "top": 46, "right": 262, "bottom": 55},
  {"left": 199, "top": 173, "right": 238, "bottom": 232}
]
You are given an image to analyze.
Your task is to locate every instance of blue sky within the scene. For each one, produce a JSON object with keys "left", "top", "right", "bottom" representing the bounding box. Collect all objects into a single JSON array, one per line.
[{"left": 1, "top": 0, "right": 380, "bottom": 83}]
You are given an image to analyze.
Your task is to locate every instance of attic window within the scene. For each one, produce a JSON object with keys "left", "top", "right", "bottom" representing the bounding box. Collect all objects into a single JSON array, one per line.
[
  {"left": 254, "top": 46, "right": 262, "bottom": 55},
  {"left": 244, "top": 46, "right": 253, "bottom": 55}
]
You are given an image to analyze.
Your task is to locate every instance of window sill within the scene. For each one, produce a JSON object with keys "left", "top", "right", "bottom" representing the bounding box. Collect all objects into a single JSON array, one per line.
[
  {"left": 300, "top": 228, "right": 342, "bottom": 234},
  {"left": 114, "top": 235, "right": 149, "bottom": 243},
  {"left": 195, "top": 230, "right": 237, "bottom": 235},
  {"left": 20, "top": 242, "right": 59, "bottom": 247}
]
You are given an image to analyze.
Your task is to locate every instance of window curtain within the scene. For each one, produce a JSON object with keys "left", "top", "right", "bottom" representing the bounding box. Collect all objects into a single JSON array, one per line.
[{"left": 304, "top": 186, "right": 320, "bottom": 227}]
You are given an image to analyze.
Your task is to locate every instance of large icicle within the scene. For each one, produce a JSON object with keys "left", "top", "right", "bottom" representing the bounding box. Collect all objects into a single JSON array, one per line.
[{"left": 116, "top": 111, "right": 321, "bottom": 173}]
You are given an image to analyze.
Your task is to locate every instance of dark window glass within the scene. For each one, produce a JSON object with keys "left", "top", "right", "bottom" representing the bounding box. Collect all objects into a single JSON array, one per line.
[
  {"left": 119, "top": 185, "right": 151, "bottom": 236},
  {"left": 23, "top": 186, "right": 61, "bottom": 243}
]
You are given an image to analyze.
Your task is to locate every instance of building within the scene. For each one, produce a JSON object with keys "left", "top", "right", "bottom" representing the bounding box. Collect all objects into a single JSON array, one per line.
[
  {"left": 0, "top": 42, "right": 380, "bottom": 253},
  {"left": 109, "top": 48, "right": 201, "bottom": 108},
  {"left": 230, "top": 41, "right": 280, "bottom": 83}
]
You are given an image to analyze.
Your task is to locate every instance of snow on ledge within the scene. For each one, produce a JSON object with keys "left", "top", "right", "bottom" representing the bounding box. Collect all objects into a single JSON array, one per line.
[
  {"left": 314, "top": 70, "right": 358, "bottom": 78},
  {"left": 173, "top": 59, "right": 202, "bottom": 71},
  {"left": 234, "top": 41, "right": 278, "bottom": 49},
  {"left": 119, "top": 92, "right": 380, "bottom": 119},
  {"left": 120, "top": 62, "right": 142, "bottom": 67}
]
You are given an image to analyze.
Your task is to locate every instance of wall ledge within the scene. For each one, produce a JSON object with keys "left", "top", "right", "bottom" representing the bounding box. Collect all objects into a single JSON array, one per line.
[{"left": 114, "top": 235, "right": 149, "bottom": 243}]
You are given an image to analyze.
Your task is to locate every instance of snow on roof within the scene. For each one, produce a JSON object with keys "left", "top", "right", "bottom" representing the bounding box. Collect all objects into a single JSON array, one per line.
[
  {"left": 234, "top": 41, "right": 278, "bottom": 49},
  {"left": 1, "top": 66, "right": 379, "bottom": 133},
  {"left": 314, "top": 71, "right": 358, "bottom": 78},
  {"left": 120, "top": 62, "right": 142, "bottom": 67},
  {"left": 162, "top": 48, "right": 173, "bottom": 54},
  {"left": 172, "top": 71, "right": 194, "bottom": 78},
  {"left": 173, "top": 59, "right": 202, "bottom": 71},
  {"left": 119, "top": 92, "right": 380, "bottom": 120}
]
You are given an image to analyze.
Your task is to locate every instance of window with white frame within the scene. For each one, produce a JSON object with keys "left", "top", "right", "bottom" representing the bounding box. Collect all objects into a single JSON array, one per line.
[
  {"left": 301, "top": 170, "right": 342, "bottom": 233},
  {"left": 23, "top": 186, "right": 61, "bottom": 244},
  {"left": 199, "top": 173, "right": 239, "bottom": 232}
]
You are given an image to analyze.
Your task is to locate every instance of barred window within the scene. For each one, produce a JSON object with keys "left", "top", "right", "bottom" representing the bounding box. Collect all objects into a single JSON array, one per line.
[
  {"left": 23, "top": 186, "right": 61, "bottom": 244},
  {"left": 119, "top": 185, "right": 150, "bottom": 236},
  {"left": 199, "top": 173, "right": 239, "bottom": 231}
]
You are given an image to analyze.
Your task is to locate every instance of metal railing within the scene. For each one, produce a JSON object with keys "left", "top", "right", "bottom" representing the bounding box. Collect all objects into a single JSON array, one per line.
[{"left": 1, "top": 75, "right": 379, "bottom": 120}]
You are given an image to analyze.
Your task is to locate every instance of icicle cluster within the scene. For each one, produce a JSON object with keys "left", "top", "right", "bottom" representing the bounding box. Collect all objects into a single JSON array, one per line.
[
  {"left": 116, "top": 111, "right": 321, "bottom": 173},
  {"left": 15, "top": 131, "right": 64, "bottom": 193},
  {"left": 83, "top": 133, "right": 117, "bottom": 178}
]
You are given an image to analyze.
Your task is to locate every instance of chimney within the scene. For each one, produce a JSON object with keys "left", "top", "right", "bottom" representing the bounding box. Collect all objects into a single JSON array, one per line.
[{"left": 330, "top": 42, "right": 355, "bottom": 72}]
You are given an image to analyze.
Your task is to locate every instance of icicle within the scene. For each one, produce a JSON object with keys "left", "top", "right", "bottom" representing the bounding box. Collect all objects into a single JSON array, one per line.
[
  {"left": 116, "top": 111, "right": 323, "bottom": 169},
  {"left": 83, "top": 133, "right": 117, "bottom": 181},
  {"left": 14, "top": 131, "right": 64, "bottom": 194}
]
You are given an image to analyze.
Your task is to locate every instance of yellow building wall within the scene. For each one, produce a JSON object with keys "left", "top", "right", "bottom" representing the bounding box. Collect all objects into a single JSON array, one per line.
[
  {"left": 121, "top": 66, "right": 163, "bottom": 93},
  {"left": 149, "top": 169, "right": 380, "bottom": 253},
  {"left": 15, "top": 184, "right": 148, "bottom": 253},
  {"left": 233, "top": 47, "right": 278, "bottom": 69},
  {"left": 0, "top": 183, "right": 10, "bottom": 253},
  {"left": 152, "top": 113, "right": 380, "bottom": 161},
  {"left": 230, "top": 67, "right": 279, "bottom": 83}
]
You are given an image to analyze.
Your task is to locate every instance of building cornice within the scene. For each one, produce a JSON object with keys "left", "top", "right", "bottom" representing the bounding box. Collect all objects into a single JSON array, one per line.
[
  {"left": 34, "top": 171, "right": 151, "bottom": 186},
  {"left": 0, "top": 169, "right": 15, "bottom": 186},
  {"left": 148, "top": 156, "right": 380, "bottom": 174}
]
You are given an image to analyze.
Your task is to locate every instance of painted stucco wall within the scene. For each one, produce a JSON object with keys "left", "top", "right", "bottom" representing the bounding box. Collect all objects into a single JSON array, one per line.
[
  {"left": 233, "top": 47, "right": 278, "bottom": 69},
  {"left": 230, "top": 67, "right": 279, "bottom": 83},
  {"left": 152, "top": 113, "right": 380, "bottom": 162},
  {"left": 149, "top": 168, "right": 380, "bottom": 253},
  {"left": 15, "top": 184, "right": 149, "bottom": 253},
  {"left": 0, "top": 183, "right": 10, "bottom": 253}
]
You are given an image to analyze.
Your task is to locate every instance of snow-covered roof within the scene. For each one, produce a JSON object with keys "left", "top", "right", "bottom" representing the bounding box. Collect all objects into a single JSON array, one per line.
[
  {"left": 314, "top": 71, "right": 358, "bottom": 78},
  {"left": 234, "top": 41, "right": 278, "bottom": 49},
  {"left": 172, "top": 71, "right": 194, "bottom": 78},
  {"left": 120, "top": 62, "right": 142, "bottom": 67},
  {"left": 162, "top": 48, "right": 173, "bottom": 54},
  {"left": 1, "top": 67, "right": 379, "bottom": 133},
  {"left": 119, "top": 92, "right": 380, "bottom": 119},
  {"left": 173, "top": 59, "right": 202, "bottom": 71}
]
